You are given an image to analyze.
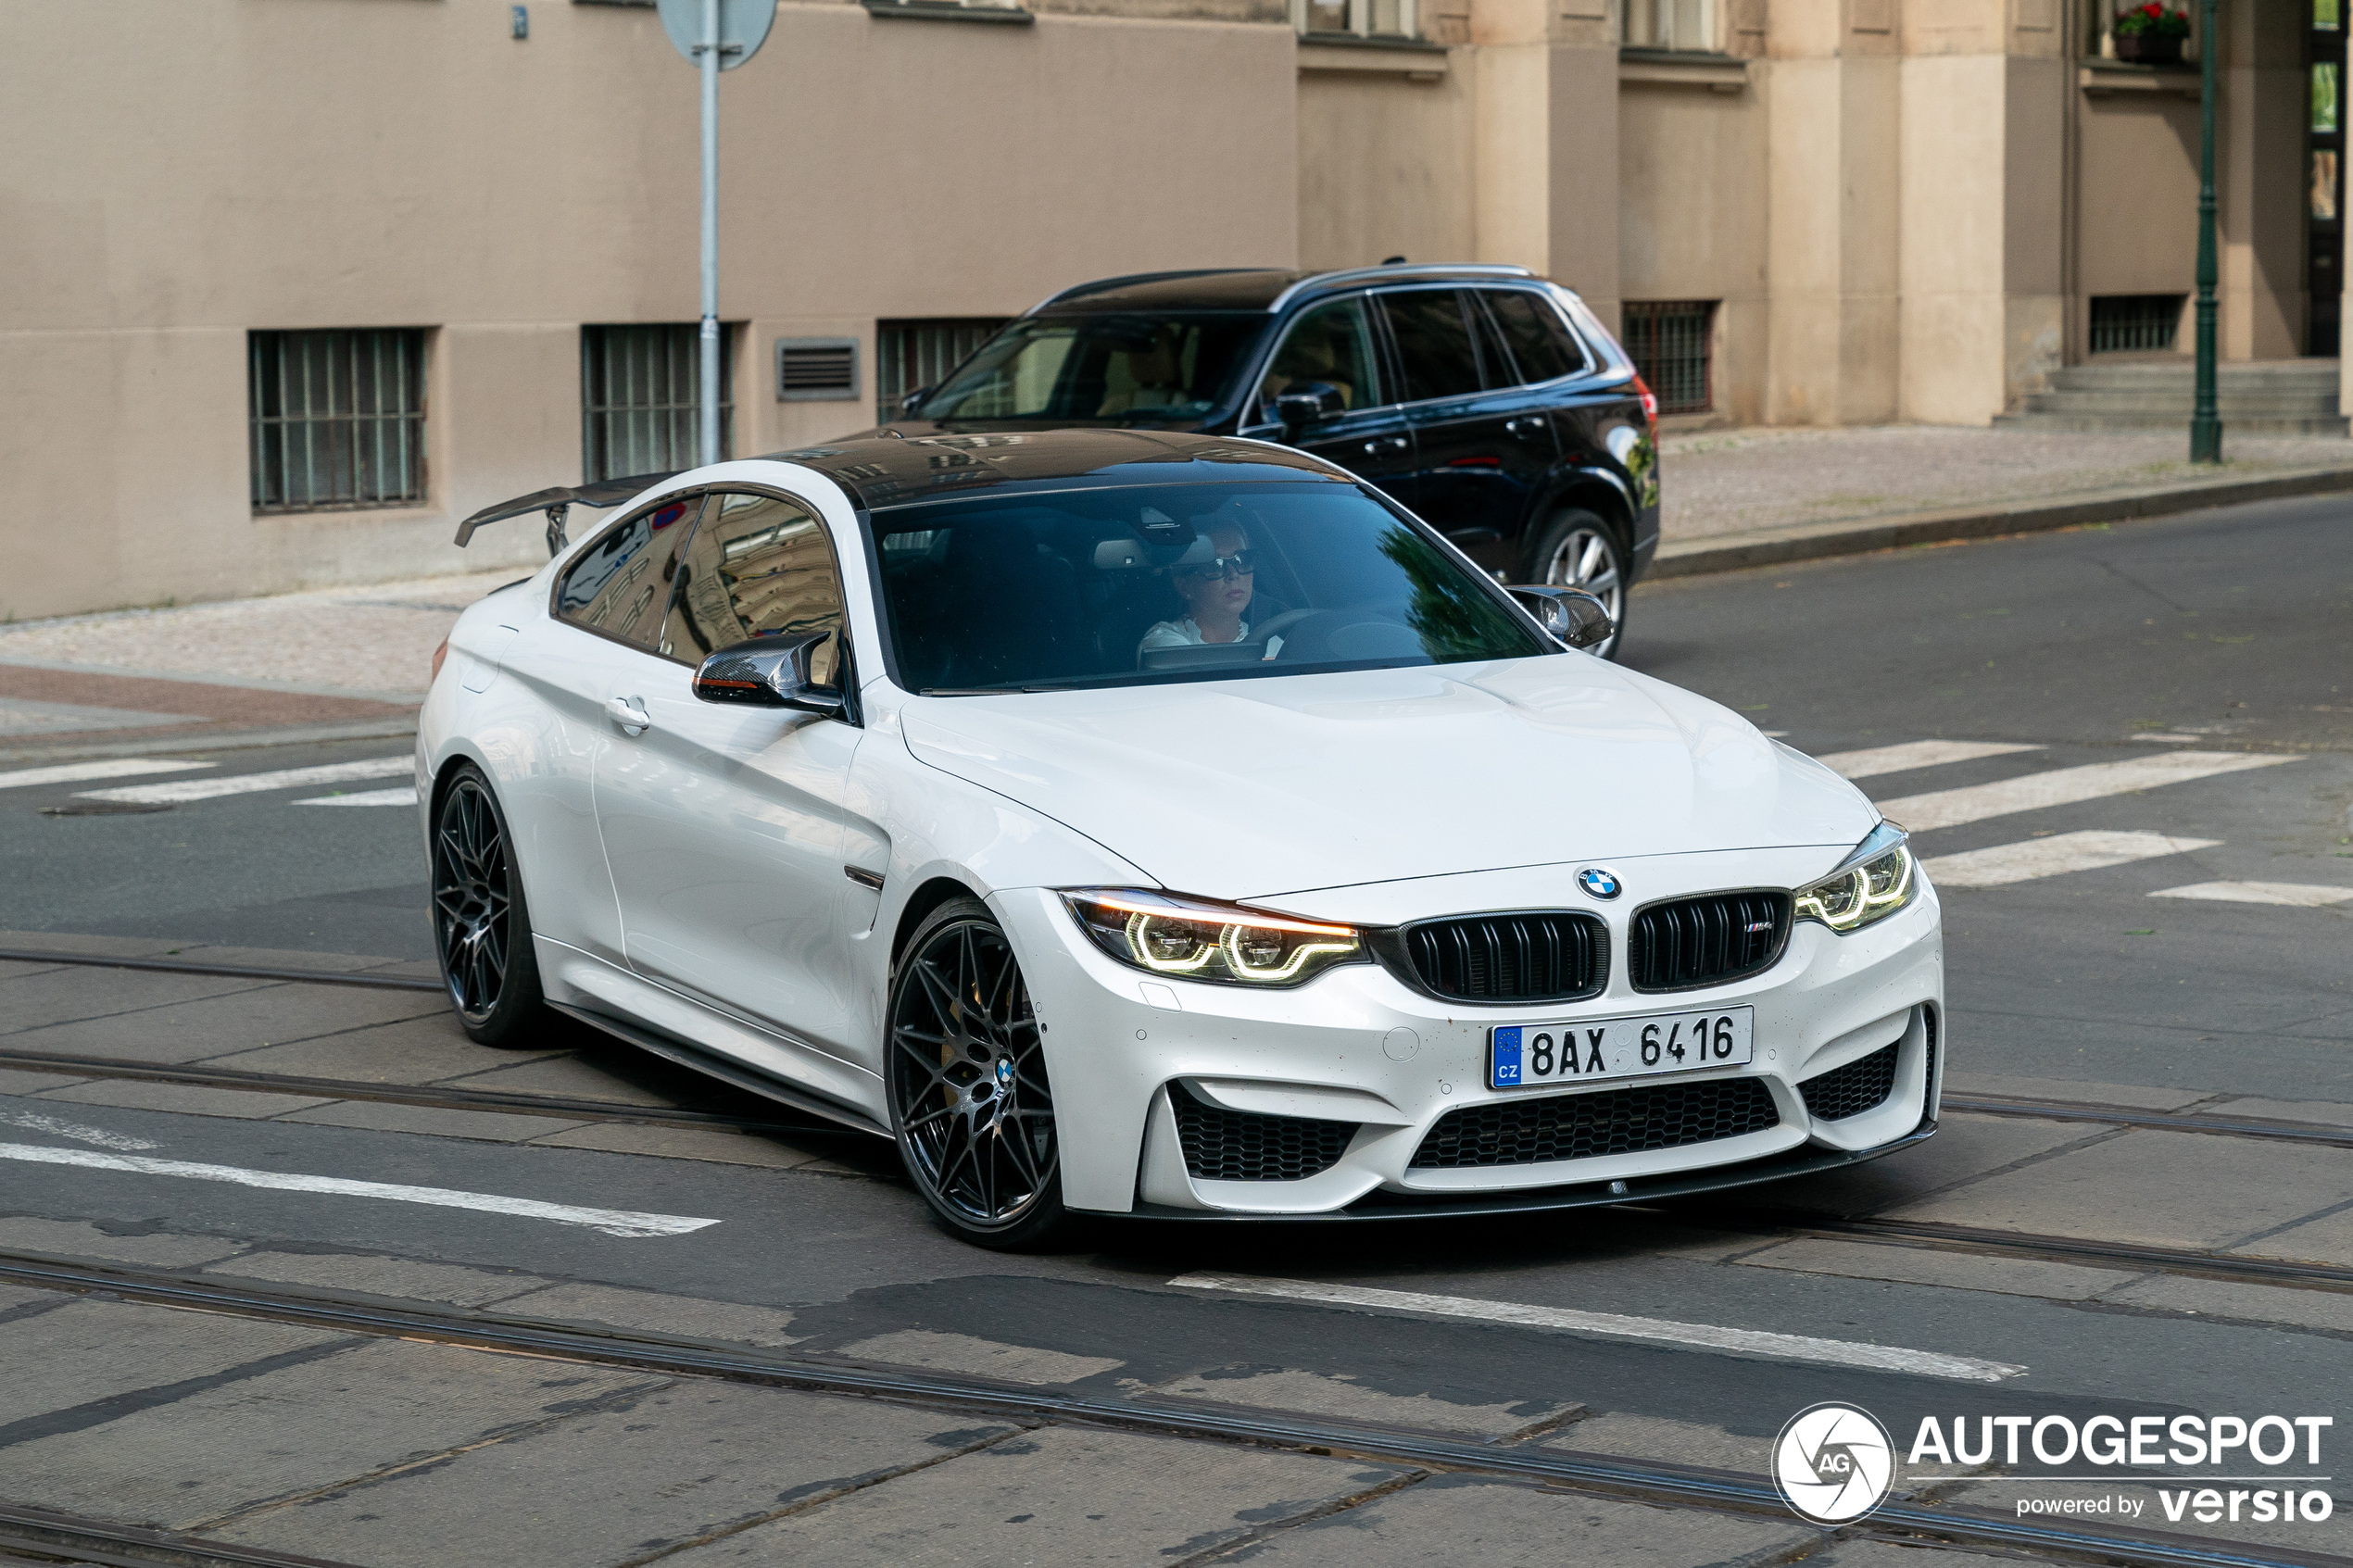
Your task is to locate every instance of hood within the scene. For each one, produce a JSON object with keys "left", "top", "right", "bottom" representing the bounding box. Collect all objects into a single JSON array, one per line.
[{"left": 899, "top": 658, "right": 1876, "bottom": 903}]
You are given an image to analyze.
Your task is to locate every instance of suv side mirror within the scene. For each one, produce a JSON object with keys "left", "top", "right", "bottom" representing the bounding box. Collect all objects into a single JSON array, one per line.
[
  {"left": 1273, "top": 382, "right": 1345, "bottom": 443},
  {"left": 692, "top": 634, "right": 843, "bottom": 716},
  {"left": 897, "top": 386, "right": 931, "bottom": 417},
  {"left": 1508, "top": 586, "right": 1614, "bottom": 650}
]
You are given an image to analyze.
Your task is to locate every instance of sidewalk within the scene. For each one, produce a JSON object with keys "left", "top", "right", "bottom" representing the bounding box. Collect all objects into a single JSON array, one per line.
[{"left": 2, "top": 425, "right": 2346, "bottom": 757}]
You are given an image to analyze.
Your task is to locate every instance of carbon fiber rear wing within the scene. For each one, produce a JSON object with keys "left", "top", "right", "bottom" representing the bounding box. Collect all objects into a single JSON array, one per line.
[{"left": 452, "top": 471, "right": 679, "bottom": 556}]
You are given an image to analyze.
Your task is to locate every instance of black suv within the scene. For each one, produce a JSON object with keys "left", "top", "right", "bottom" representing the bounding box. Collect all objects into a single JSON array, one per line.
[{"left": 857, "top": 264, "right": 1659, "bottom": 657}]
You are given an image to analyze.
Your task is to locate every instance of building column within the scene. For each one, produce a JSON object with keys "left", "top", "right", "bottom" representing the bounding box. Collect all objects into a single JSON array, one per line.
[
  {"left": 1470, "top": 0, "right": 1619, "bottom": 326},
  {"left": 2218, "top": 0, "right": 2306, "bottom": 359}
]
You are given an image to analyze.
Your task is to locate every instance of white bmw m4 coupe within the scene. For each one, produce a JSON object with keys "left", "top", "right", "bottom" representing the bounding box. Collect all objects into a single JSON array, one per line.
[{"left": 422, "top": 429, "right": 1943, "bottom": 1248}]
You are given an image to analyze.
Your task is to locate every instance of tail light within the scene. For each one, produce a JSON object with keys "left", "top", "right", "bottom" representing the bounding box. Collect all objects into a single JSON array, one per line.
[
  {"left": 431, "top": 636, "right": 449, "bottom": 684},
  {"left": 1630, "top": 374, "right": 1659, "bottom": 425}
]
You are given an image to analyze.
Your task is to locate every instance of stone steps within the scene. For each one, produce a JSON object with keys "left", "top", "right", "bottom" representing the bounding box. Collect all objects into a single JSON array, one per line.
[{"left": 1994, "top": 358, "right": 2349, "bottom": 436}]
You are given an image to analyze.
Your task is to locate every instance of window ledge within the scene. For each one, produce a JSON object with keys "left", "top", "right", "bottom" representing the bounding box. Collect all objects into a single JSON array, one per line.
[
  {"left": 1617, "top": 47, "right": 1747, "bottom": 91},
  {"left": 2078, "top": 59, "right": 2200, "bottom": 96},
  {"left": 1297, "top": 33, "right": 1449, "bottom": 77},
  {"left": 863, "top": 1, "right": 1035, "bottom": 24}
]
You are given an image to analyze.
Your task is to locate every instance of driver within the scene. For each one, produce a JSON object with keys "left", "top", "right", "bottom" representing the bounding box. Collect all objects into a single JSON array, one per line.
[{"left": 1139, "top": 522, "right": 1285, "bottom": 661}]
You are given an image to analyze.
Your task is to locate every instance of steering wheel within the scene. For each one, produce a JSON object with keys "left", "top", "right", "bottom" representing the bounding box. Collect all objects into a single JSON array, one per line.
[{"left": 1262, "top": 604, "right": 1423, "bottom": 663}]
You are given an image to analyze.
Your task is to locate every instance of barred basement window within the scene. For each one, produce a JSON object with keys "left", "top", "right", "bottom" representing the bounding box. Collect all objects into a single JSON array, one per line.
[
  {"left": 877, "top": 318, "right": 1010, "bottom": 423},
  {"left": 249, "top": 330, "right": 427, "bottom": 513},
  {"left": 1620, "top": 300, "right": 1716, "bottom": 415},
  {"left": 582, "top": 323, "right": 735, "bottom": 483},
  {"left": 2089, "top": 295, "right": 2184, "bottom": 354}
]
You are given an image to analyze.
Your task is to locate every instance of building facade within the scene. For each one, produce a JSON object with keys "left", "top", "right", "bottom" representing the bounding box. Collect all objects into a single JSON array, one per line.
[{"left": 1, "top": 0, "right": 2330, "bottom": 618}]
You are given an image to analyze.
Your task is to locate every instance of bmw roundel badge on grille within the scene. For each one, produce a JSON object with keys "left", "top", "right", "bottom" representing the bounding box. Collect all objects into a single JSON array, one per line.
[{"left": 1576, "top": 867, "right": 1622, "bottom": 900}]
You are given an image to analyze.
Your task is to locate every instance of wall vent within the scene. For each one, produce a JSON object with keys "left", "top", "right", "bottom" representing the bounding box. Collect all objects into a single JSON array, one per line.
[{"left": 775, "top": 337, "right": 860, "bottom": 402}]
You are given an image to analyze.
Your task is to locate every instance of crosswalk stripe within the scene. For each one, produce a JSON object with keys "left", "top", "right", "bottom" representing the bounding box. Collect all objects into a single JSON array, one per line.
[
  {"left": 1921, "top": 831, "right": 2218, "bottom": 888},
  {"left": 0, "top": 758, "right": 214, "bottom": 792},
  {"left": 1815, "top": 740, "right": 2041, "bottom": 781},
  {"left": 2148, "top": 881, "right": 2353, "bottom": 908},
  {"left": 295, "top": 785, "right": 418, "bottom": 808},
  {"left": 75, "top": 756, "right": 412, "bottom": 806},
  {"left": 1876, "top": 750, "right": 2295, "bottom": 833}
]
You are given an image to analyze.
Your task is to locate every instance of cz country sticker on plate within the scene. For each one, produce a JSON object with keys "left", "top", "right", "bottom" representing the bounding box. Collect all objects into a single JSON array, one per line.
[{"left": 1489, "top": 1005, "right": 1754, "bottom": 1091}]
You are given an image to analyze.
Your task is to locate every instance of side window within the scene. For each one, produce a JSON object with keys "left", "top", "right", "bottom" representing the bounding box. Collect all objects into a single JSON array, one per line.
[
  {"left": 1254, "top": 297, "right": 1387, "bottom": 419},
  {"left": 670, "top": 491, "right": 848, "bottom": 686},
  {"left": 554, "top": 495, "right": 705, "bottom": 655},
  {"left": 1376, "top": 290, "right": 1484, "bottom": 403},
  {"left": 1479, "top": 289, "right": 1591, "bottom": 384}
]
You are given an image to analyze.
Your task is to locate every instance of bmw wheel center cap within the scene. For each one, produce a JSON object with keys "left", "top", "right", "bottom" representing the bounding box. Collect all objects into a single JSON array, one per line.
[{"left": 1576, "top": 867, "right": 1622, "bottom": 900}]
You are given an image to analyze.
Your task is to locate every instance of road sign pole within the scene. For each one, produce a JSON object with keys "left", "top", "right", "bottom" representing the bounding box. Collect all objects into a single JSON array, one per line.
[
  {"left": 698, "top": 0, "right": 721, "bottom": 469},
  {"left": 2190, "top": 0, "right": 2221, "bottom": 464}
]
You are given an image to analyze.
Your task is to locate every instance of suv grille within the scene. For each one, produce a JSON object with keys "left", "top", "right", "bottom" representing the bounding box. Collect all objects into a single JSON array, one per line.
[
  {"left": 1409, "top": 1076, "right": 1779, "bottom": 1169},
  {"left": 1798, "top": 1040, "right": 1901, "bottom": 1122},
  {"left": 1629, "top": 891, "right": 1792, "bottom": 993},
  {"left": 1402, "top": 911, "right": 1607, "bottom": 1003},
  {"left": 1170, "top": 1085, "right": 1355, "bottom": 1183}
]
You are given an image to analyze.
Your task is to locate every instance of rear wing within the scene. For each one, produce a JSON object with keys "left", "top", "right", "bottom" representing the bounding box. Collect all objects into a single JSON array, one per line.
[{"left": 453, "top": 471, "right": 679, "bottom": 556}]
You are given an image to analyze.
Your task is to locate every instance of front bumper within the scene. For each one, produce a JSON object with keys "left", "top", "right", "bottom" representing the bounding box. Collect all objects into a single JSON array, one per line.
[{"left": 995, "top": 847, "right": 1944, "bottom": 1218}]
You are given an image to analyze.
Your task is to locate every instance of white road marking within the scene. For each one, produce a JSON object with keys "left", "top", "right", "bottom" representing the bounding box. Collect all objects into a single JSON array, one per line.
[
  {"left": 0, "top": 758, "right": 215, "bottom": 792},
  {"left": 1920, "top": 831, "right": 2220, "bottom": 889},
  {"left": 2149, "top": 881, "right": 2353, "bottom": 908},
  {"left": 1876, "top": 750, "right": 2296, "bottom": 833},
  {"left": 295, "top": 785, "right": 418, "bottom": 807},
  {"left": 0, "top": 1143, "right": 718, "bottom": 1238},
  {"left": 1168, "top": 1273, "right": 2025, "bottom": 1383},
  {"left": 1814, "top": 740, "right": 2041, "bottom": 781},
  {"left": 75, "top": 756, "right": 412, "bottom": 806},
  {"left": 0, "top": 1111, "right": 159, "bottom": 1152}
]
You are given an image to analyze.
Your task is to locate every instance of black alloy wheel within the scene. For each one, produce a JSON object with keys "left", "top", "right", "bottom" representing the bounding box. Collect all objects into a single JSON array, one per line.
[
  {"left": 886, "top": 898, "right": 1069, "bottom": 1249},
  {"left": 430, "top": 764, "right": 547, "bottom": 1047},
  {"left": 1529, "top": 508, "right": 1629, "bottom": 660}
]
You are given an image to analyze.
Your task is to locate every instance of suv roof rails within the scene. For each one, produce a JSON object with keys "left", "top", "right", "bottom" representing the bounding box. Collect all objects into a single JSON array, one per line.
[
  {"left": 1267, "top": 262, "right": 1537, "bottom": 313},
  {"left": 1026, "top": 268, "right": 1272, "bottom": 315}
]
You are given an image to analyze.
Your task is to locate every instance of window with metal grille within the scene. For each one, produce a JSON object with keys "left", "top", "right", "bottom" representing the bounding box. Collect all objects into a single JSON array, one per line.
[
  {"left": 581, "top": 324, "right": 735, "bottom": 483},
  {"left": 249, "top": 330, "right": 427, "bottom": 513},
  {"left": 1619, "top": 301, "right": 1716, "bottom": 415},
  {"left": 877, "top": 318, "right": 1011, "bottom": 423},
  {"left": 2088, "top": 295, "right": 2184, "bottom": 354},
  {"left": 776, "top": 338, "right": 859, "bottom": 402}
]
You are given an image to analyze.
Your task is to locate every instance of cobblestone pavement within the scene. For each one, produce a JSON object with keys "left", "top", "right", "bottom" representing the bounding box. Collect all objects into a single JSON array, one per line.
[{"left": 1660, "top": 424, "right": 2352, "bottom": 542}]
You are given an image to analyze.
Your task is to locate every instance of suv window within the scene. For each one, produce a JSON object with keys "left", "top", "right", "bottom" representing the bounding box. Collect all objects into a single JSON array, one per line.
[
  {"left": 554, "top": 495, "right": 705, "bottom": 656},
  {"left": 671, "top": 491, "right": 847, "bottom": 686},
  {"left": 1254, "top": 296, "right": 1388, "bottom": 420},
  {"left": 1376, "top": 290, "right": 1484, "bottom": 403},
  {"left": 1478, "top": 289, "right": 1590, "bottom": 384},
  {"left": 918, "top": 313, "right": 1267, "bottom": 425}
]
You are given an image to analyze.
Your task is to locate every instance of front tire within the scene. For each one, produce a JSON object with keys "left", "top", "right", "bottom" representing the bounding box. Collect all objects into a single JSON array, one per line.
[
  {"left": 885, "top": 897, "right": 1070, "bottom": 1250},
  {"left": 1528, "top": 509, "right": 1629, "bottom": 660},
  {"left": 430, "top": 764, "right": 548, "bottom": 1047}
]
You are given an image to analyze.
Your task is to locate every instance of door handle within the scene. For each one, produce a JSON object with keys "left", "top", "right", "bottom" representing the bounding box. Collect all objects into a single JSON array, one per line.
[
  {"left": 604, "top": 696, "right": 651, "bottom": 735},
  {"left": 1362, "top": 435, "right": 1408, "bottom": 454},
  {"left": 1506, "top": 416, "right": 1547, "bottom": 439}
]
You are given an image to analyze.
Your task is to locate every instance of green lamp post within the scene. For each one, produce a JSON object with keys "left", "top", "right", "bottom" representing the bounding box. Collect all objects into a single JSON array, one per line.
[{"left": 2190, "top": 0, "right": 2222, "bottom": 463}]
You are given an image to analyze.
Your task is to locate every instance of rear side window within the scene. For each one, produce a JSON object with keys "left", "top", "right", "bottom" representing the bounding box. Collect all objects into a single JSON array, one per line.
[
  {"left": 1377, "top": 290, "right": 1484, "bottom": 403},
  {"left": 554, "top": 495, "right": 705, "bottom": 656},
  {"left": 669, "top": 491, "right": 847, "bottom": 686},
  {"left": 1479, "top": 290, "right": 1591, "bottom": 384}
]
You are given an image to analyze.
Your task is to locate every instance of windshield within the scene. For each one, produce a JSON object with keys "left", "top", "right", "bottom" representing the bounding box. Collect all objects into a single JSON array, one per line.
[
  {"left": 870, "top": 482, "right": 1553, "bottom": 695},
  {"left": 916, "top": 313, "right": 1268, "bottom": 426}
]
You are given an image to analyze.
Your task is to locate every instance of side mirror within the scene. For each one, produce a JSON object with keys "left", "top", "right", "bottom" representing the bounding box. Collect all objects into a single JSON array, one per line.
[
  {"left": 898, "top": 385, "right": 931, "bottom": 417},
  {"left": 692, "top": 634, "right": 843, "bottom": 716},
  {"left": 1273, "top": 382, "right": 1344, "bottom": 443},
  {"left": 1508, "top": 586, "right": 1614, "bottom": 650}
]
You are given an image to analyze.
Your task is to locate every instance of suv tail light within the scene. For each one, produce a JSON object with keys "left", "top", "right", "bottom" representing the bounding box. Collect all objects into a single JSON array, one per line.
[{"left": 1630, "top": 374, "right": 1659, "bottom": 425}]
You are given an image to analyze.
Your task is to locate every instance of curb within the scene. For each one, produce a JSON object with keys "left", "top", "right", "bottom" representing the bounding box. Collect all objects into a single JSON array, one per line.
[
  {"left": 1648, "top": 459, "right": 2353, "bottom": 580},
  {"left": 0, "top": 715, "right": 419, "bottom": 767}
]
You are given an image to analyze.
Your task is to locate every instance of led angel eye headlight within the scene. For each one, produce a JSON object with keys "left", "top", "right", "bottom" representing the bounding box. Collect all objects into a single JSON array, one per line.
[
  {"left": 1793, "top": 824, "right": 1919, "bottom": 935},
  {"left": 1063, "top": 890, "right": 1365, "bottom": 987}
]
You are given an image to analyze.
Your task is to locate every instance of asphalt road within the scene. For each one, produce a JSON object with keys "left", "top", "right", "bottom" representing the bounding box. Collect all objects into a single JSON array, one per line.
[{"left": 1, "top": 493, "right": 2348, "bottom": 1566}]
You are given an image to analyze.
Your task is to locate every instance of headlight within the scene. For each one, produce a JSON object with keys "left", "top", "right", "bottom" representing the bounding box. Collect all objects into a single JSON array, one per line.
[
  {"left": 1793, "top": 823, "right": 1919, "bottom": 934},
  {"left": 1061, "top": 888, "right": 1365, "bottom": 987}
]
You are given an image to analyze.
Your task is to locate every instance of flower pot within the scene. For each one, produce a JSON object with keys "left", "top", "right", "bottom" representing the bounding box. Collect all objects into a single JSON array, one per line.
[{"left": 2113, "top": 32, "right": 2184, "bottom": 65}]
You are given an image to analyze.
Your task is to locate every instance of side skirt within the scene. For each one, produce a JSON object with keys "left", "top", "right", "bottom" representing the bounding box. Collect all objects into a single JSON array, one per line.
[{"left": 544, "top": 999, "right": 892, "bottom": 1140}]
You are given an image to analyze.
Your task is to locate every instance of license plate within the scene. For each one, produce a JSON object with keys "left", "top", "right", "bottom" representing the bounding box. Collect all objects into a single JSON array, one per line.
[{"left": 1489, "top": 1006, "right": 1755, "bottom": 1091}]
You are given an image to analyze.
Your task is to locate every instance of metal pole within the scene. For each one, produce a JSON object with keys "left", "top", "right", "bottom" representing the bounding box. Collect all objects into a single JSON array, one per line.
[
  {"left": 2189, "top": 0, "right": 2221, "bottom": 463},
  {"left": 698, "top": 0, "right": 721, "bottom": 469}
]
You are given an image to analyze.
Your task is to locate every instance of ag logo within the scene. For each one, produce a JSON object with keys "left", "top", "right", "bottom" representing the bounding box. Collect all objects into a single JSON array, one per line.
[
  {"left": 1576, "top": 867, "right": 1621, "bottom": 900},
  {"left": 1771, "top": 1402, "right": 1895, "bottom": 1524}
]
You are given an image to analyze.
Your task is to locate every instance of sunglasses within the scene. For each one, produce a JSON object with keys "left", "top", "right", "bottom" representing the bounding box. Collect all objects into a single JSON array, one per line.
[{"left": 1174, "top": 550, "right": 1257, "bottom": 581}]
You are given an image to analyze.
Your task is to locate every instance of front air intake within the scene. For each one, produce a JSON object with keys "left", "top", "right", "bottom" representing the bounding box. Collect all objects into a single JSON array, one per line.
[
  {"left": 1798, "top": 1040, "right": 1901, "bottom": 1122},
  {"left": 1628, "top": 890, "right": 1792, "bottom": 993},
  {"left": 1409, "top": 1076, "right": 1779, "bottom": 1169},
  {"left": 1169, "top": 1085, "right": 1355, "bottom": 1182}
]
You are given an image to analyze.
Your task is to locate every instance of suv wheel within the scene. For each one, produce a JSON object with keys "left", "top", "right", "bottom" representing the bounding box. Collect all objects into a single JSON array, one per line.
[{"left": 1529, "top": 509, "right": 1628, "bottom": 660}]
